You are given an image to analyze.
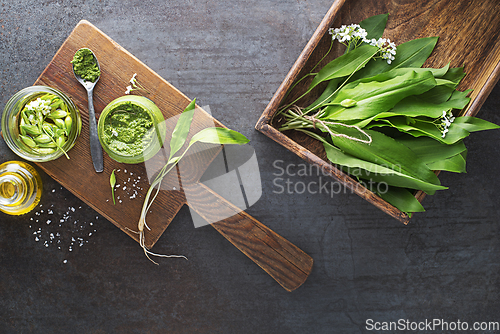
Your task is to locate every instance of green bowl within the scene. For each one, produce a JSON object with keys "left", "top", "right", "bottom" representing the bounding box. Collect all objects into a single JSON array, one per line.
[{"left": 97, "top": 95, "right": 166, "bottom": 164}]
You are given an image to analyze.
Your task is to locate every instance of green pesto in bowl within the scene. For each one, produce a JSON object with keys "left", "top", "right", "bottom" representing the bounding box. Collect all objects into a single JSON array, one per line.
[{"left": 98, "top": 96, "right": 166, "bottom": 164}]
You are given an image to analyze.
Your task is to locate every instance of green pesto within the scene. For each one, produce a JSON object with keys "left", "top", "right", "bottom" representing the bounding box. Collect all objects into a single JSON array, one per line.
[
  {"left": 102, "top": 102, "right": 155, "bottom": 157},
  {"left": 71, "top": 48, "right": 100, "bottom": 82}
]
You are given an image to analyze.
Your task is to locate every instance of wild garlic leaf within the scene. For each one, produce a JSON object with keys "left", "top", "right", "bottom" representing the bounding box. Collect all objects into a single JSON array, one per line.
[
  {"left": 440, "top": 66, "right": 466, "bottom": 85},
  {"left": 364, "top": 117, "right": 457, "bottom": 144},
  {"left": 189, "top": 127, "right": 249, "bottom": 146},
  {"left": 323, "top": 70, "right": 436, "bottom": 121},
  {"left": 346, "top": 167, "right": 445, "bottom": 194},
  {"left": 425, "top": 151, "right": 467, "bottom": 173},
  {"left": 327, "top": 126, "right": 442, "bottom": 185},
  {"left": 351, "top": 37, "right": 439, "bottom": 81},
  {"left": 375, "top": 186, "right": 426, "bottom": 213},
  {"left": 360, "top": 13, "right": 388, "bottom": 40},
  {"left": 451, "top": 116, "right": 500, "bottom": 132},
  {"left": 169, "top": 98, "right": 197, "bottom": 160},
  {"left": 380, "top": 89, "right": 471, "bottom": 119},
  {"left": 397, "top": 136, "right": 467, "bottom": 164},
  {"left": 345, "top": 13, "right": 388, "bottom": 53},
  {"left": 303, "top": 78, "right": 341, "bottom": 113},
  {"left": 391, "top": 37, "right": 439, "bottom": 68},
  {"left": 308, "top": 44, "right": 379, "bottom": 91},
  {"left": 110, "top": 169, "right": 116, "bottom": 205},
  {"left": 323, "top": 142, "right": 446, "bottom": 193}
]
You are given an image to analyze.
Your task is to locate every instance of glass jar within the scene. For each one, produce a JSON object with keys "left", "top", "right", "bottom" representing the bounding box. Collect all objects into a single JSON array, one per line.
[
  {"left": 0, "top": 161, "right": 43, "bottom": 215},
  {"left": 1, "top": 85, "right": 82, "bottom": 162},
  {"left": 97, "top": 95, "right": 166, "bottom": 164}
]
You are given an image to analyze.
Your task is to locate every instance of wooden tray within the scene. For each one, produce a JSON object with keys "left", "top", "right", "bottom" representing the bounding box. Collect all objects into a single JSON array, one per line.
[
  {"left": 34, "top": 20, "right": 313, "bottom": 291},
  {"left": 255, "top": 0, "right": 500, "bottom": 224}
]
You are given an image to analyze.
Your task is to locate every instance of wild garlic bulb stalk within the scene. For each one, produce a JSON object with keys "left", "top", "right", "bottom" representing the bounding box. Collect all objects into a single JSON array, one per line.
[{"left": 136, "top": 156, "right": 188, "bottom": 265}]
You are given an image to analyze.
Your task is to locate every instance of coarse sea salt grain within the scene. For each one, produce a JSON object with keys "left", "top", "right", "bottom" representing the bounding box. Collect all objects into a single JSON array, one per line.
[{"left": 29, "top": 205, "right": 99, "bottom": 257}]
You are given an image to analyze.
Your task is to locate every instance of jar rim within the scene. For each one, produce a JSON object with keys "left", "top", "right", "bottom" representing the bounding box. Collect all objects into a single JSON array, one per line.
[{"left": 97, "top": 95, "right": 166, "bottom": 164}]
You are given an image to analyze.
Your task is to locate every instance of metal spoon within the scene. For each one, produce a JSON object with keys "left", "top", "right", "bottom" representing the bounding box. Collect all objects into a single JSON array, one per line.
[{"left": 72, "top": 48, "right": 104, "bottom": 173}]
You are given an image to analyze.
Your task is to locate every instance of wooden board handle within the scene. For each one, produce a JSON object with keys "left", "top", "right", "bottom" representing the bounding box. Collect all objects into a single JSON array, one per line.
[{"left": 183, "top": 183, "right": 313, "bottom": 292}]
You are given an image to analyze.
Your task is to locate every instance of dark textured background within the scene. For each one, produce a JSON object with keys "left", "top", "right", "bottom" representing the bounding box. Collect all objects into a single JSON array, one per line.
[{"left": 1, "top": 1, "right": 499, "bottom": 333}]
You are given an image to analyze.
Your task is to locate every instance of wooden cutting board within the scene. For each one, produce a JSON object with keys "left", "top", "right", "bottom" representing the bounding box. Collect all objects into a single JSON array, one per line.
[{"left": 33, "top": 20, "right": 313, "bottom": 291}]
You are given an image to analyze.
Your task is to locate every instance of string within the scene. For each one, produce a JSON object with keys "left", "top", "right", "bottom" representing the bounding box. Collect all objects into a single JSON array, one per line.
[{"left": 291, "top": 105, "right": 372, "bottom": 144}]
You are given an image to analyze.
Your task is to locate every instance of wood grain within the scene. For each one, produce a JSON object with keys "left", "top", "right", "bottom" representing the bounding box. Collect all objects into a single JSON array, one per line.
[
  {"left": 256, "top": 0, "right": 500, "bottom": 224},
  {"left": 34, "top": 20, "right": 313, "bottom": 291},
  {"left": 184, "top": 182, "right": 313, "bottom": 292}
]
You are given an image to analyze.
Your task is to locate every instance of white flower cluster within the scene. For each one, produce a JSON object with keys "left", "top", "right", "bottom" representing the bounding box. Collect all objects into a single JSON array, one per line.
[
  {"left": 125, "top": 73, "right": 138, "bottom": 94},
  {"left": 26, "top": 97, "right": 52, "bottom": 115},
  {"left": 367, "top": 38, "right": 397, "bottom": 64},
  {"left": 329, "top": 24, "right": 367, "bottom": 43},
  {"left": 440, "top": 110, "right": 456, "bottom": 138},
  {"left": 125, "top": 73, "right": 148, "bottom": 95},
  {"left": 329, "top": 24, "right": 397, "bottom": 64}
]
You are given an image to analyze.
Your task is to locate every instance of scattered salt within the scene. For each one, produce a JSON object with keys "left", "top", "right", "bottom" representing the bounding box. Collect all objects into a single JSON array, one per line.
[{"left": 28, "top": 205, "right": 98, "bottom": 254}]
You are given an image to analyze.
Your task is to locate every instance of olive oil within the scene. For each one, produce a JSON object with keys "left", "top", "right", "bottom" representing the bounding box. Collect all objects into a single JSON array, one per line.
[{"left": 0, "top": 161, "right": 42, "bottom": 215}]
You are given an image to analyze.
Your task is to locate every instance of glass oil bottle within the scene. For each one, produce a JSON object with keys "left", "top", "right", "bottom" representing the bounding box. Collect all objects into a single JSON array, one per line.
[{"left": 0, "top": 161, "right": 42, "bottom": 215}]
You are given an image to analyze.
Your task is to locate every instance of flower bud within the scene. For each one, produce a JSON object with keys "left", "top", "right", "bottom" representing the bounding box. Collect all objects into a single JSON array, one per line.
[{"left": 340, "top": 99, "right": 357, "bottom": 108}]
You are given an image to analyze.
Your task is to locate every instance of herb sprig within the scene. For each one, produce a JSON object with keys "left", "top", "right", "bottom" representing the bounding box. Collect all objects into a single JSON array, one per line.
[{"left": 131, "top": 99, "right": 249, "bottom": 264}]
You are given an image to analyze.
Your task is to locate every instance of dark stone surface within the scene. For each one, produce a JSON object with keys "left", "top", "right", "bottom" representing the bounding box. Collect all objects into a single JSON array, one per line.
[{"left": 0, "top": 1, "right": 499, "bottom": 333}]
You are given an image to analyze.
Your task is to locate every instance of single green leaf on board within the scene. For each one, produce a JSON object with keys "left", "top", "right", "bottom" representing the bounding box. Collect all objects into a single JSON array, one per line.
[
  {"left": 323, "top": 141, "right": 446, "bottom": 193},
  {"left": 189, "top": 127, "right": 249, "bottom": 146},
  {"left": 110, "top": 169, "right": 116, "bottom": 205},
  {"left": 323, "top": 70, "right": 437, "bottom": 121},
  {"left": 360, "top": 13, "right": 388, "bottom": 40},
  {"left": 308, "top": 44, "right": 379, "bottom": 91},
  {"left": 169, "top": 98, "right": 197, "bottom": 161},
  {"left": 350, "top": 37, "right": 439, "bottom": 80}
]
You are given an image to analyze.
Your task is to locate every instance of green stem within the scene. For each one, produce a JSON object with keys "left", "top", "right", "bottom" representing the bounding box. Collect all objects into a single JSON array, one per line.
[
  {"left": 139, "top": 143, "right": 194, "bottom": 226},
  {"left": 41, "top": 126, "right": 69, "bottom": 159},
  {"left": 278, "top": 39, "right": 335, "bottom": 114},
  {"left": 296, "top": 128, "right": 331, "bottom": 145},
  {"left": 305, "top": 55, "right": 373, "bottom": 114}
]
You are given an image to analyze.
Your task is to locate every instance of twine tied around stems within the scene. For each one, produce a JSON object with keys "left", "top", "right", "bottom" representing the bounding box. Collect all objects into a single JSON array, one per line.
[{"left": 291, "top": 105, "right": 372, "bottom": 144}]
